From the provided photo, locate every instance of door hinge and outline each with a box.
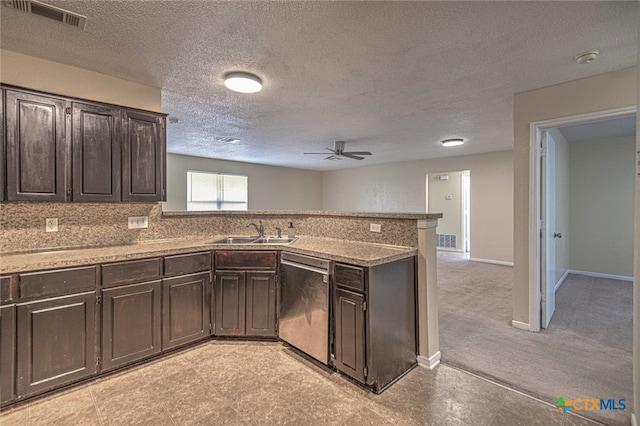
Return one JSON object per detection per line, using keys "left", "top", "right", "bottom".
{"left": 65, "top": 106, "right": 71, "bottom": 115}
{"left": 96, "top": 357, "right": 102, "bottom": 369}
{"left": 362, "top": 301, "right": 367, "bottom": 311}
{"left": 364, "top": 366, "right": 368, "bottom": 378}
{"left": 96, "top": 294, "right": 102, "bottom": 305}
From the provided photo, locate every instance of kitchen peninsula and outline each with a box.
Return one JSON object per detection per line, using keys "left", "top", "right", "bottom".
{"left": 0, "top": 205, "right": 441, "bottom": 405}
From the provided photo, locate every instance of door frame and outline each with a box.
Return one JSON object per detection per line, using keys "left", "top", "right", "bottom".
{"left": 527, "top": 105, "right": 636, "bottom": 332}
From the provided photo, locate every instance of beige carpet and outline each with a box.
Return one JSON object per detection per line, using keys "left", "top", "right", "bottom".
{"left": 437, "top": 251, "right": 633, "bottom": 425}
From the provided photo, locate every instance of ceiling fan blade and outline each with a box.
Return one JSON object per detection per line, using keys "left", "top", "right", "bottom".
{"left": 324, "top": 155, "right": 341, "bottom": 160}
{"left": 343, "top": 151, "right": 372, "bottom": 156}
{"left": 341, "top": 153, "right": 365, "bottom": 160}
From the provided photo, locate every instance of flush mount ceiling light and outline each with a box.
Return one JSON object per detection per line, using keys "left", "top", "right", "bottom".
{"left": 574, "top": 50, "right": 599, "bottom": 65}
{"left": 216, "top": 137, "right": 241, "bottom": 143}
{"left": 223, "top": 72, "right": 262, "bottom": 93}
{"left": 441, "top": 138, "right": 464, "bottom": 147}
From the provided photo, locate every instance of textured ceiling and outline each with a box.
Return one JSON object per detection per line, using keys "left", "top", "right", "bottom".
{"left": 558, "top": 115, "right": 636, "bottom": 143}
{"left": 1, "top": 1, "right": 638, "bottom": 171}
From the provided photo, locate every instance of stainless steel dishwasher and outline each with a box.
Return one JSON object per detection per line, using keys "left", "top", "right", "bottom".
{"left": 279, "top": 252, "right": 331, "bottom": 365}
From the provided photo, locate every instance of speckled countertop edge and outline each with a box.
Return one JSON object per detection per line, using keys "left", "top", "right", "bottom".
{"left": 162, "top": 210, "right": 443, "bottom": 220}
{"left": 0, "top": 236, "right": 417, "bottom": 274}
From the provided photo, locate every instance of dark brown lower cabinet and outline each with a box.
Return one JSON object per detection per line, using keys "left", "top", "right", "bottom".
{"left": 334, "top": 288, "right": 366, "bottom": 383}
{"left": 333, "top": 258, "right": 416, "bottom": 392}
{"left": 16, "top": 292, "right": 96, "bottom": 398}
{"left": 214, "top": 271, "right": 276, "bottom": 338}
{"left": 214, "top": 271, "right": 245, "bottom": 336}
{"left": 101, "top": 281, "right": 161, "bottom": 371}
{"left": 162, "top": 272, "right": 210, "bottom": 350}
{"left": 246, "top": 272, "right": 276, "bottom": 337}
{"left": 1, "top": 304, "right": 16, "bottom": 405}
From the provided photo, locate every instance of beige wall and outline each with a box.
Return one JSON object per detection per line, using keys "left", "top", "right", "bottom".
{"left": 322, "top": 150, "right": 513, "bottom": 263}
{"left": 569, "top": 136, "right": 636, "bottom": 277}
{"left": 513, "top": 66, "right": 637, "bottom": 324}
{"left": 164, "top": 153, "right": 323, "bottom": 211}
{"left": 634, "top": 25, "right": 640, "bottom": 424}
{"left": 549, "top": 129, "right": 570, "bottom": 285}
{"left": 428, "top": 171, "right": 464, "bottom": 250}
{"left": 0, "top": 49, "right": 161, "bottom": 112}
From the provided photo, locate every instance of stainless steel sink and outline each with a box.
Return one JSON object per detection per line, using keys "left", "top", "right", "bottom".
{"left": 205, "top": 236, "right": 297, "bottom": 245}
{"left": 206, "top": 237, "right": 260, "bottom": 244}
{"left": 254, "top": 237, "right": 298, "bottom": 244}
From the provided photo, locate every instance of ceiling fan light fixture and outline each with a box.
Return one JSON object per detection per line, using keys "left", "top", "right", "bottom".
{"left": 441, "top": 138, "right": 464, "bottom": 147}
{"left": 224, "top": 72, "right": 263, "bottom": 93}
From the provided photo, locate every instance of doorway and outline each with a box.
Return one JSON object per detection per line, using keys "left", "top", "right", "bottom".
{"left": 529, "top": 107, "right": 637, "bottom": 331}
{"left": 426, "top": 170, "right": 470, "bottom": 253}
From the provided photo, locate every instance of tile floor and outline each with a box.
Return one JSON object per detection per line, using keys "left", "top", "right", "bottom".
{"left": 0, "top": 341, "right": 599, "bottom": 425}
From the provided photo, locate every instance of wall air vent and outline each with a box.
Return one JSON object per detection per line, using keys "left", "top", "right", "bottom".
{"left": 4, "top": 0, "right": 86, "bottom": 30}
{"left": 436, "top": 234, "right": 457, "bottom": 249}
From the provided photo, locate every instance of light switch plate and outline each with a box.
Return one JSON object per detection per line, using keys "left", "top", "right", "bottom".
{"left": 128, "top": 216, "right": 149, "bottom": 229}
{"left": 370, "top": 223, "right": 381, "bottom": 233}
{"left": 45, "top": 218, "right": 58, "bottom": 232}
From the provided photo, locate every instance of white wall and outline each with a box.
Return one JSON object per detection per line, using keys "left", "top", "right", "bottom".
{"left": 0, "top": 50, "right": 161, "bottom": 112}
{"left": 549, "top": 129, "right": 570, "bottom": 285}
{"left": 164, "top": 153, "right": 323, "bottom": 211}
{"left": 569, "top": 136, "right": 636, "bottom": 278}
{"left": 428, "top": 171, "right": 464, "bottom": 250}
{"left": 322, "top": 150, "right": 514, "bottom": 263}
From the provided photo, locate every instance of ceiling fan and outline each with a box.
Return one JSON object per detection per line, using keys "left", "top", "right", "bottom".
{"left": 304, "top": 141, "right": 372, "bottom": 161}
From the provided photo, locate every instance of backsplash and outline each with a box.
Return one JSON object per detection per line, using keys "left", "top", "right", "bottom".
{"left": 0, "top": 203, "right": 426, "bottom": 253}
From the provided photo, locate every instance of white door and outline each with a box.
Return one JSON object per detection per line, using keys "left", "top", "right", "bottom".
{"left": 462, "top": 172, "right": 470, "bottom": 252}
{"left": 540, "top": 131, "right": 556, "bottom": 328}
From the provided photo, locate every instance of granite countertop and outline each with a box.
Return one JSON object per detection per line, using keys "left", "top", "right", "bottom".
{"left": 162, "top": 210, "right": 443, "bottom": 220}
{"left": 0, "top": 236, "right": 418, "bottom": 274}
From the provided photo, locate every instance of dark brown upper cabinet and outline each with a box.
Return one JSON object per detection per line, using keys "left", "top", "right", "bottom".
{"left": 122, "top": 110, "right": 165, "bottom": 202}
{"left": 1, "top": 85, "right": 166, "bottom": 203}
{"left": 5, "top": 90, "right": 68, "bottom": 201}
{"left": 72, "top": 102, "right": 121, "bottom": 202}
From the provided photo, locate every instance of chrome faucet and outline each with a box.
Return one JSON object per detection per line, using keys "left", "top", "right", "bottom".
{"left": 275, "top": 227, "right": 282, "bottom": 238}
{"left": 247, "top": 220, "right": 264, "bottom": 237}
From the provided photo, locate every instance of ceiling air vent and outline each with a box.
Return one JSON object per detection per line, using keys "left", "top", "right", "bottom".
{"left": 4, "top": 0, "right": 86, "bottom": 30}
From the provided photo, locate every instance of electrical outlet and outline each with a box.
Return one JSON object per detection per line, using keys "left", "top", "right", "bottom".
{"left": 128, "top": 216, "right": 149, "bottom": 229}
{"left": 45, "top": 218, "right": 58, "bottom": 232}
{"left": 370, "top": 223, "right": 381, "bottom": 233}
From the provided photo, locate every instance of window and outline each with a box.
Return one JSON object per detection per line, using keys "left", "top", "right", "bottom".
{"left": 187, "top": 171, "right": 248, "bottom": 211}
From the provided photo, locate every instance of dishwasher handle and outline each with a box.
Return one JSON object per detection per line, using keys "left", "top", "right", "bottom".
{"left": 281, "top": 259, "right": 330, "bottom": 276}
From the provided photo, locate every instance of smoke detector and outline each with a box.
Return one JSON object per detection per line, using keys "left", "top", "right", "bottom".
{"left": 4, "top": 0, "right": 86, "bottom": 29}
{"left": 574, "top": 51, "right": 599, "bottom": 65}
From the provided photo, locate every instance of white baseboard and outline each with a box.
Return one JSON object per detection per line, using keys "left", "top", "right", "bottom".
{"left": 554, "top": 270, "right": 570, "bottom": 292}
{"left": 417, "top": 351, "right": 441, "bottom": 370}
{"left": 568, "top": 269, "right": 633, "bottom": 282}
{"left": 437, "top": 247, "right": 463, "bottom": 252}
{"left": 469, "top": 258, "right": 514, "bottom": 267}
{"left": 632, "top": 413, "right": 637, "bottom": 426}
{"left": 511, "top": 320, "right": 530, "bottom": 331}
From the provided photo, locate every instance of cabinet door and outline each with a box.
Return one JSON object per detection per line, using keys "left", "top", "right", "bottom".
{"left": 245, "top": 272, "right": 276, "bottom": 337}
{"left": 214, "top": 271, "right": 245, "bottom": 336}
{"left": 162, "top": 273, "right": 210, "bottom": 350}
{"left": 1, "top": 305, "right": 16, "bottom": 405}
{"left": 122, "top": 110, "right": 164, "bottom": 201}
{"left": 102, "top": 281, "right": 162, "bottom": 371}
{"left": 16, "top": 292, "right": 96, "bottom": 398}
{"left": 334, "top": 287, "right": 366, "bottom": 384}
{"left": 1, "top": 88, "right": 5, "bottom": 201}
{"left": 72, "top": 102, "right": 121, "bottom": 202}
{"left": 5, "top": 90, "right": 68, "bottom": 201}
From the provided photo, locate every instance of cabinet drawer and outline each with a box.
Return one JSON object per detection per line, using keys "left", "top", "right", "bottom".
{"left": 1, "top": 276, "right": 11, "bottom": 304}
{"left": 334, "top": 263, "right": 366, "bottom": 292}
{"left": 18, "top": 266, "right": 96, "bottom": 300}
{"left": 164, "top": 252, "right": 211, "bottom": 276}
{"left": 102, "top": 258, "right": 161, "bottom": 288}
{"left": 214, "top": 251, "right": 277, "bottom": 270}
